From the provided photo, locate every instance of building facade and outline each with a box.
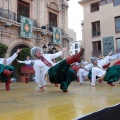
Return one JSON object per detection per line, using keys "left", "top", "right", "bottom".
{"left": 69, "top": 41, "right": 82, "bottom": 56}
{"left": 0, "top": 0, "right": 71, "bottom": 59}
{"left": 79, "top": 0, "right": 120, "bottom": 61}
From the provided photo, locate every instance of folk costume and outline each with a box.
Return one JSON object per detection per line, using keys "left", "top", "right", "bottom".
{"left": 17, "top": 59, "right": 34, "bottom": 82}
{"left": 78, "top": 53, "right": 117, "bottom": 85}
{"left": 91, "top": 57, "right": 120, "bottom": 86}
{"left": 77, "top": 63, "right": 92, "bottom": 84}
{"left": 30, "top": 46, "right": 84, "bottom": 92}
{"left": 0, "top": 52, "right": 18, "bottom": 91}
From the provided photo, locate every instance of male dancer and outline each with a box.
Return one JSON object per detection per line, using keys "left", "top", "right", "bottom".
{"left": 0, "top": 48, "right": 22, "bottom": 91}
{"left": 30, "top": 46, "right": 84, "bottom": 92}
{"left": 91, "top": 57, "right": 120, "bottom": 86}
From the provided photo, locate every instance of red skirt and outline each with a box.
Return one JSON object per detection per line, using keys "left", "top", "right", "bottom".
{"left": 21, "top": 66, "right": 34, "bottom": 74}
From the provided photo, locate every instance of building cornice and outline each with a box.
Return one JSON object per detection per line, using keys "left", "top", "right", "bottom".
{"left": 78, "top": 0, "right": 98, "bottom": 6}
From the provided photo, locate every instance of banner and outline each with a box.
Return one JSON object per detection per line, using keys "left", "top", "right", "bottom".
{"left": 53, "top": 27, "right": 61, "bottom": 44}
{"left": 21, "top": 16, "right": 33, "bottom": 39}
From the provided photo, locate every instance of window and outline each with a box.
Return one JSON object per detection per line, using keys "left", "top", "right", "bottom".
{"left": 91, "top": 2, "right": 99, "bottom": 12}
{"left": 75, "top": 50, "right": 78, "bottom": 54}
{"left": 114, "top": 0, "right": 120, "bottom": 6}
{"left": 49, "top": 12, "right": 57, "bottom": 31}
{"left": 49, "top": 12, "right": 57, "bottom": 27}
{"left": 92, "top": 21, "right": 101, "bottom": 37}
{"left": 92, "top": 41, "right": 101, "bottom": 56}
{"left": 115, "top": 16, "right": 120, "bottom": 33}
{"left": 75, "top": 43, "right": 78, "bottom": 49}
{"left": 17, "top": 0, "right": 30, "bottom": 22}
{"left": 116, "top": 38, "right": 120, "bottom": 52}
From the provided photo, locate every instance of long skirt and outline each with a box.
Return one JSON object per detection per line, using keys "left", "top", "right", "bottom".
{"left": 48, "top": 60, "right": 75, "bottom": 91}
{"left": 104, "top": 65, "right": 120, "bottom": 83}
{"left": 88, "top": 65, "right": 120, "bottom": 83}
{"left": 0, "top": 64, "right": 14, "bottom": 82}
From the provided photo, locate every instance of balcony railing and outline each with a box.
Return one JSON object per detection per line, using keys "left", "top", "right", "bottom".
{"left": 0, "top": 8, "right": 16, "bottom": 21}
{"left": 0, "top": 8, "right": 38, "bottom": 27}
{"left": 0, "top": 8, "right": 68, "bottom": 36}
{"left": 17, "top": 13, "right": 38, "bottom": 27}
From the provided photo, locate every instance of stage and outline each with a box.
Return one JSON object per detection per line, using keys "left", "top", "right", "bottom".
{"left": 0, "top": 81, "right": 120, "bottom": 120}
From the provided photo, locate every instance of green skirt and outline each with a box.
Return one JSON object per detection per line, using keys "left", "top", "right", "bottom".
{"left": 88, "top": 70, "right": 99, "bottom": 80}
{"left": 88, "top": 65, "right": 120, "bottom": 83}
{"left": 48, "top": 60, "right": 75, "bottom": 91}
{"left": 104, "top": 65, "right": 120, "bottom": 83}
{"left": 0, "top": 64, "right": 14, "bottom": 82}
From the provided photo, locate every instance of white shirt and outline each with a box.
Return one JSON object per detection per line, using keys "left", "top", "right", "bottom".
{"left": 0, "top": 53, "right": 18, "bottom": 65}
{"left": 33, "top": 51, "right": 63, "bottom": 87}
{"left": 17, "top": 60, "right": 34, "bottom": 65}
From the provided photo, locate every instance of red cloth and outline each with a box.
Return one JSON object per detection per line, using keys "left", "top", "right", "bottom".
{"left": 21, "top": 66, "right": 34, "bottom": 74}
{"left": 102, "top": 63, "right": 110, "bottom": 68}
{"left": 40, "top": 56, "right": 52, "bottom": 67}
{"left": 113, "top": 60, "right": 120, "bottom": 65}
{"left": 21, "top": 66, "right": 33, "bottom": 70}
{"left": 71, "top": 65, "right": 80, "bottom": 74}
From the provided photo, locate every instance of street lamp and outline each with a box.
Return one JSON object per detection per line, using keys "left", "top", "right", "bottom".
{"left": 48, "top": 42, "right": 52, "bottom": 50}
{"left": 52, "top": 47, "right": 56, "bottom": 53}
{"left": 42, "top": 43, "right": 56, "bottom": 54}
{"left": 42, "top": 44, "right": 47, "bottom": 53}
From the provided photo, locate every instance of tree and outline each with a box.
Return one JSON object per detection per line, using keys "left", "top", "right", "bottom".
{"left": 18, "top": 48, "right": 31, "bottom": 60}
{"left": 0, "top": 43, "right": 8, "bottom": 58}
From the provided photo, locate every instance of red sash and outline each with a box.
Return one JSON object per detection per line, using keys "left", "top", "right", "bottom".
{"left": 40, "top": 56, "right": 52, "bottom": 67}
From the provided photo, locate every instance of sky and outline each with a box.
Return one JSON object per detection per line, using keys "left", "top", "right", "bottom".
{"left": 68, "top": 0, "right": 83, "bottom": 41}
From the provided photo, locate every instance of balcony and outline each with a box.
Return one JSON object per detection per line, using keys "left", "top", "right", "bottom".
{"left": 0, "top": 8, "right": 68, "bottom": 36}
{"left": 0, "top": 8, "right": 16, "bottom": 21}
{"left": 0, "top": 8, "right": 38, "bottom": 27}
{"left": 17, "top": 13, "right": 38, "bottom": 27}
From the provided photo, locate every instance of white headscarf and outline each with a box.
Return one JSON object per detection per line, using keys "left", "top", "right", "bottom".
{"left": 30, "top": 46, "right": 43, "bottom": 58}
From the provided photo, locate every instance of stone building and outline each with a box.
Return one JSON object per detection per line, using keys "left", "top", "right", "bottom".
{"left": 79, "top": 0, "right": 120, "bottom": 61}
{"left": 0, "top": 0, "right": 71, "bottom": 80}
{"left": 0, "top": 0, "right": 71, "bottom": 58}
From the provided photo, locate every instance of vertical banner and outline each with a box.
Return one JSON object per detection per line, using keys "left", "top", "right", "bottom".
{"left": 53, "top": 27, "right": 61, "bottom": 44}
{"left": 21, "top": 16, "right": 33, "bottom": 39}
{"left": 102, "top": 36, "right": 114, "bottom": 56}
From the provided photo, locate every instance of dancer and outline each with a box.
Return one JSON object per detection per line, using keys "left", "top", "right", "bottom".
{"left": 77, "top": 62, "right": 93, "bottom": 85}
{"left": 91, "top": 57, "right": 120, "bottom": 86}
{"left": 77, "top": 51, "right": 115, "bottom": 85}
{"left": 17, "top": 56, "right": 34, "bottom": 67}
{"left": 0, "top": 48, "right": 22, "bottom": 91}
{"left": 30, "top": 46, "right": 84, "bottom": 92}
{"left": 17, "top": 56, "right": 35, "bottom": 83}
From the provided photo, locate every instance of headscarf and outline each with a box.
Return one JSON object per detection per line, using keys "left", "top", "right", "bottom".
{"left": 91, "top": 57, "right": 97, "bottom": 63}
{"left": 30, "top": 46, "right": 43, "bottom": 58}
